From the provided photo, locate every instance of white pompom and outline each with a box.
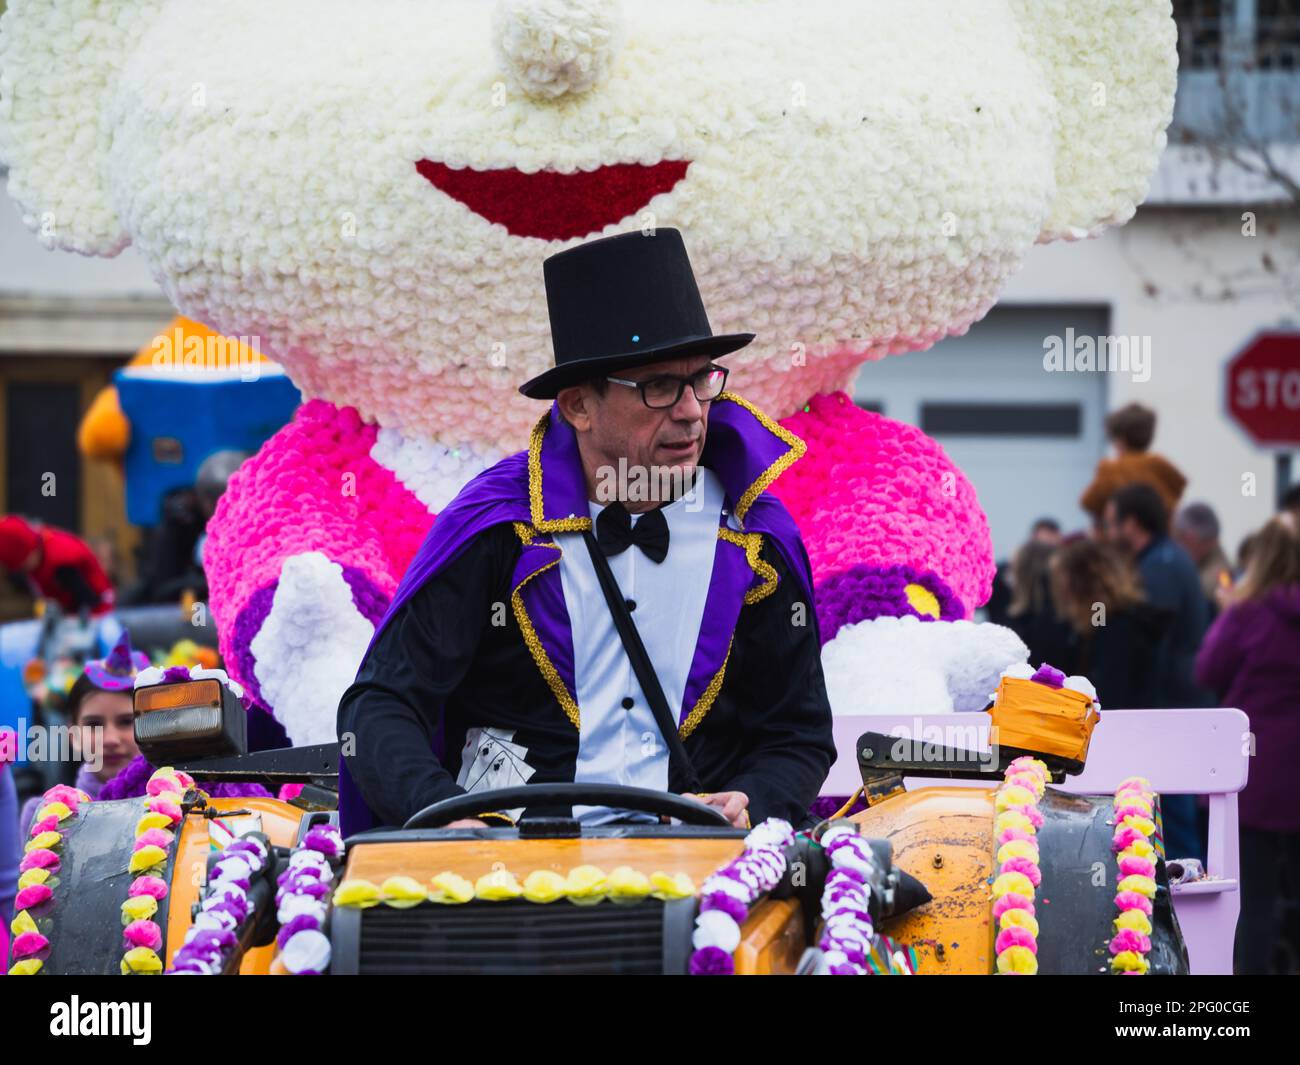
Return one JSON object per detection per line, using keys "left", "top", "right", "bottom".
{"left": 492, "top": 0, "right": 624, "bottom": 99}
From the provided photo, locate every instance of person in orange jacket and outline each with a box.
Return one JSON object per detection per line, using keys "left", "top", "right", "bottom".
{"left": 0, "top": 515, "right": 115, "bottom": 615}
{"left": 1080, "top": 403, "right": 1187, "bottom": 527}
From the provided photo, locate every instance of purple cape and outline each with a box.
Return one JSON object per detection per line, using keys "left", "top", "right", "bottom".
{"left": 339, "top": 393, "right": 811, "bottom": 834}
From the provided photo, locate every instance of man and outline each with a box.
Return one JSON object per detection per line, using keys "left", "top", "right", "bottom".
{"left": 1104, "top": 484, "right": 1210, "bottom": 709}
{"left": 1104, "top": 483, "right": 1209, "bottom": 862}
{"left": 1172, "top": 501, "right": 1231, "bottom": 610}
{"left": 337, "top": 229, "right": 836, "bottom": 834}
{"left": 1080, "top": 403, "right": 1186, "bottom": 528}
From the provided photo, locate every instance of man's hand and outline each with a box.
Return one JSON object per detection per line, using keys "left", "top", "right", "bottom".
{"left": 442, "top": 818, "right": 489, "bottom": 828}
{"left": 686, "top": 790, "right": 750, "bottom": 828}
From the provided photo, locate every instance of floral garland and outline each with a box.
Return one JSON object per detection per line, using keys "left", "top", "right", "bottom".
{"left": 119, "top": 766, "right": 195, "bottom": 974}
{"left": 1109, "top": 776, "right": 1158, "bottom": 975}
{"left": 334, "top": 864, "right": 696, "bottom": 912}
{"left": 990, "top": 756, "right": 1049, "bottom": 976}
{"left": 167, "top": 832, "right": 272, "bottom": 975}
{"left": 688, "top": 818, "right": 794, "bottom": 976}
{"left": 274, "top": 823, "right": 345, "bottom": 975}
{"left": 8, "top": 783, "right": 92, "bottom": 975}
{"left": 818, "top": 823, "right": 916, "bottom": 975}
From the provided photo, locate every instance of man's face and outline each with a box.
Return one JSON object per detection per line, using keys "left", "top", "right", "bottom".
{"left": 1103, "top": 502, "right": 1138, "bottom": 554}
{"left": 1174, "top": 527, "right": 1210, "bottom": 564}
{"left": 560, "top": 355, "right": 716, "bottom": 495}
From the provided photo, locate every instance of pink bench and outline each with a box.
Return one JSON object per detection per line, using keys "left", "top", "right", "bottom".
{"left": 824, "top": 707, "right": 1249, "bottom": 975}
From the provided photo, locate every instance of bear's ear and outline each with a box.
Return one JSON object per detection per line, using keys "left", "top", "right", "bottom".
{"left": 0, "top": 0, "right": 164, "bottom": 256}
{"left": 1009, "top": 0, "right": 1178, "bottom": 243}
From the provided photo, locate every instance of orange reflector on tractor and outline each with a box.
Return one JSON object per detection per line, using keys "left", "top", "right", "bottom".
{"left": 133, "top": 679, "right": 246, "bottom": 762}
{"left": 135, "top": 679, "right": 222, "bottom": 713}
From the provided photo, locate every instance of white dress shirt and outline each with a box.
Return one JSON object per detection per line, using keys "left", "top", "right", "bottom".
{"left": 555, "top": 467, "right": 725, "bottom": 823}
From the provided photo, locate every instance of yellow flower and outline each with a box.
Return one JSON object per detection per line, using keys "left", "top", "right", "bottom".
{"left": 379, "top": 876, "right": 428, "bottom": 908}
{"left": 1118, "top": 874, "right": 1157, "bottom": 899}
{"left": 475, "top": 869, "right": 523, "bottom": 901}
{"left": 522, "top": 870, "right": 567, "bottom": 903}
{"left": 1114, "top": 910, "right": 1153, "bottom": 935}
{"left": 333, "top": 879, "right": 382, "bottom": 908}
{"left": 136, "top": 812, "right": 173, "bottom": 835}
{"left": 35, "top": 801, "right": 72, "bottom": 823}
{"left": 120, "top": 947, "right": 163, "bottom": 974}
{"left": 18, "top": 868, "right": 50, "bottom": 890}
{"left": 991, "top": 871, "right": 1035, "bottom": 899}
{"left": 608, "top": 866, "right": 652, "bottom": 901}
{"left": 9, "top": 958, "right": 43, "bottom": 976}
{"left": 995, "top": 946, "right": 1038, "bottom": 974}
{"left": 1110, "top": 951, "right": 1150, "bottom": 974}
{"left": 11, "top": 909, "right": 38, "bottom": 937}
{"left": 1119, "top": 814, "right": 1155, "bottom": 836}
{"left": 994, "top": 811, "right": 1034, "bottom": 837}
{"left": 995, "top": 840, "right": 1039, "bottom": 865}
{"left": 428, "top": 872, "right": 475, "bottom": 904}
{"left": 121, "top": 895, "right": 158, "bottom": 923}
{"left": 25, "top": 831, "right": 61, "bottom": 853}
{"left": 564, "top": 865, "right": 608, "bottom": 905}
{"left": 650, "top": 872, "right": 696, "bottom": 900}
{"left": 994, "top": 784, "right": 1035, "bottom": 811}
{"left": 129, "top": 845, "right": 168, "bottom": 874}
{"left": 999, "top": 908, "right": 1040, "bottom": 937}
{"left": 150, "top": 791, "right": 185, "bottom": 807}
{"left": 1120, "top": 838, "right": 1155, "bottom": 860}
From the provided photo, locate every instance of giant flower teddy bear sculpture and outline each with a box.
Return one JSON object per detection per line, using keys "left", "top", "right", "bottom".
{"left": 0, "top": 0, "right": 1177, "bottom": 752}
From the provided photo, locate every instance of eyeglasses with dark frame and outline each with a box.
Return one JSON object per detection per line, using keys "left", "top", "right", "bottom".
{"left": 605, "top": 365, "right": 730, "bottom": 410}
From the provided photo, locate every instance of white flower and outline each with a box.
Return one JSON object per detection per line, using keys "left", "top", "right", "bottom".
{"left": 280, "top": 929, "right": 332, "bottom": 974}
{"left": 691, "top": 909, "right": 742, "bottom": 953}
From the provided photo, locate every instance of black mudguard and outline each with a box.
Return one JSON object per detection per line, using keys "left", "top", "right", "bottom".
{"left": 25, "top": 797, "right": 177, "bottom": 975}
{"left": 1034, "top": 790, "right": 1190, "bottom": 975}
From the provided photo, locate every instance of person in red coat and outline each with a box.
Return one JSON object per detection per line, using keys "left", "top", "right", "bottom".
{"left": 0, "top": 515, "right": 114, "bottom": 615}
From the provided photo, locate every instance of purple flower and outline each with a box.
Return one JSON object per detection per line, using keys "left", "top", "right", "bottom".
{"left": 688, "top": 947, "right": 736, "bottom": 976}
{"left": 276, "top": 913, "right": 323, "bottom": 950}
{"left": 699, "top": 891, "right": 748, "bottom": 924}
{"left": 1030, "top": 663, "right": 1066, "bottom": 689}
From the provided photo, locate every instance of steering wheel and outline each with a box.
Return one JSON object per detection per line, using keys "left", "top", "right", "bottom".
{"left": 402, "top": 782, "right": 731, "bottom": 829}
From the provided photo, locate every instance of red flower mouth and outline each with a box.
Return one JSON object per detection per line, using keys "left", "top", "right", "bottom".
{"left": 415, "top": 159, "right": 690, "bottom": 241}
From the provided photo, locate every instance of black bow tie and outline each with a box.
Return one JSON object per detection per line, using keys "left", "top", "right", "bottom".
{"left": 595, "top": 502, "right": 670, "bottom": 564}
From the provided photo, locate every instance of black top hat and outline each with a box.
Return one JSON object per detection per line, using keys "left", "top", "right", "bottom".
{"left": 519, "top": 228, "right": 755, "bottom": 400}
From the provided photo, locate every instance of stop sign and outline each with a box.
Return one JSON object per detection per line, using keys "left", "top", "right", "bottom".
{"left": 1226, "top": 331, "right": 1300, "bottom": 447}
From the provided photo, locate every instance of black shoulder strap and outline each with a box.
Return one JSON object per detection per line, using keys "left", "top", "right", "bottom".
{"left": 581, "top": 530, "right": 704, "bottom": 795}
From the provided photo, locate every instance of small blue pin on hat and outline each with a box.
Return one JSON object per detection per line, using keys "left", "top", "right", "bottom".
{"left": 83, "top": 631, "right": 151, "bottom": 691}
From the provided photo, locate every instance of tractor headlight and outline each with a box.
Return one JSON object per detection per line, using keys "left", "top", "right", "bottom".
{"left": 133, "top": 679, "right": 247, "bottom": 761}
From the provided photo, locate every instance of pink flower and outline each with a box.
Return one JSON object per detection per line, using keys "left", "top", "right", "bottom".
{"left": 996, "top": 827, "right": 1035, "bottom": 846}
{"left": 1000, "top": 856, "right": 1042, "bottom": 886}
{"left": 123, "top": 919, "right": 163, "bottom": 950}
{"left": 995, "top": 926, "right": 1037, "bottom": 954}
{"left": 18, "top": 849, "right": 60, "bottom": 873}
{"left": 134, "top": 828, "right": 175, "bottom": 850}
{"left": 1118, "top": 855, "right": 1156, "bottom": 878}
{"left": 145, "top": 799, "right": 183, "bottom": 824}
{"left": 1109, "top": 929, "right": 1151, "bottom": 955}
{"left": 15, "top": 883, "right": 53, "bottom": 910}
{"left": 1115, "top": 891, "right": 1154, "bottom": 916}
{"left": 1112, "top": 826, "right": 1145, "bottom": 852}
{"left": 11, "top": 931, "right": 50, "bottom": 958}
{"left": 128, "top": 876, "right": 171, "bottom": 900}
{"left": 41, "top": 784, "right": 84, "bottom": 809}
{"left": 29, "top": 815, "right": 59, "bottom": 837}
{"left": 992, "top": 893, "right": 1035, "bottom": 919}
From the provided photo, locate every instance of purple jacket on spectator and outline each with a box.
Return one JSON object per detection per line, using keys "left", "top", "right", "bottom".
{"left": 1195, "top": 583, "right": 1300, "bottom": 833}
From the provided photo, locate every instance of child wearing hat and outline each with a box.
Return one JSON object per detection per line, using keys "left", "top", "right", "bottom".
{"left": 14, "top": 631, "right": 147, "bottom": 837}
